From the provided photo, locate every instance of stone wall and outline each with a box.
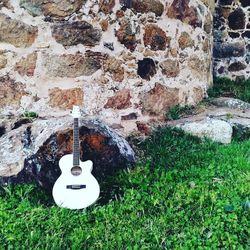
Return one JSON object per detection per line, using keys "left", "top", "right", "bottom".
{"left": 214, "top": 0, "right": 250, "bottom": 80}
{"left": 0, "top": 0, "right": 214, "bottom": 136}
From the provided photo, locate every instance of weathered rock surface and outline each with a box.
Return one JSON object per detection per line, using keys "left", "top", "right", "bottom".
{"left": 104, "top": 89, "right": 132, "bottom": 110}
{"left": 48, "top": 87, "right": 83, "bottom": 109}
{"left": 140, "top": 84, "right": 180, "bottom": 116}
{"left": 167, "top": 0, "right": 202, "bottom": 28}
{"left": 131, "top": 0, "right": 164, "bottom": 17}
{"left": 0, "top": 54, "right": 7, "bottom": 69}
{"left": 99, "top": 0, "right": 115, "bottom": 14}
{"left": 115, "top": 16, "right": 137, "bottom": 51}
{"left": 211, "top": 97, "right": 250, "bottom": 110}
{"left": 144, "top": 24, "right": 170, "bottom": 51}
{"left": 14, "top": 52, "right": 37, "bottom": 76}
{"left": 0, "top": 77, "right": 28, "bottom": 109}
{"left": 0, "top": 14, "right": 38, "bottom": 48}
{"left": 43, "top": 52, "right": 104, "bottom": 78}
{"left": 52, "top": 21, "right": 102, "bottom": 47}
{"left": 176, "top": 118, "right": 233, "bottom": 144}
{"left": 103, "top": 56, "right": 124, "bottom": 82}
{"left": 160, "top": 59, "right": 180, "bottom": 78}
{"left": 213, "top": 42, "right": 245, "bottom": 58}
{"left": 168, "top": 97, "right": 250, "bottom": 143}
{"left": 0, "top": 0, "right": 13, "bottom": 9}
{"left": 20, "top": 0, "right": 85, "bottom": 19}
{"left": 178, "top": 32, "right": 194, "bottom": 50}
{"left": 0, "top": 116, "right": 135, "bottom": 190}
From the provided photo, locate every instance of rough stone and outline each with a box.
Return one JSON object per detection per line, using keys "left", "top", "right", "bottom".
{"left": 242, "top": 31, "right": 250, "bottom": 39}
{"left": 144, "top": 24, "right": 170, "bottom": 51}
{"left": 0, "top": 77, "right": 28, "bottom": 109}
{"left": 104, "top": 89, "right": 132, "bottom": 110}
{"left": 20, "top": 0, "right": 85, "bottom": 19}
{"left": 99, "top": 0, "right": 115, "bottom": 14}
{"left": 204, "top": 13, "right": 212, "bottom": 34}
{"left": 213, "top": 42, "right": 245, "bottom": 58}
{"left": 0, "top": 0, "right": 13, "bottom": 9}
{"left": 176, "top": 118, "right": 233, "bottom": 144}
{"left": 188, "top": 55, "right": 206, "bottom": 74}
{"left": 136, "top": 121, "right": 151, "bottom": 135}
{"left": 228, "top": 8, "right": 245, "bottom": 30}
{"left": 140, "top": 83, "right": 179, "bottom": 116}
{"left": 121, "top": 113, "right": 138, "bottom": 121}
{"left": 228, "top": 62, "right": 247, "bottom": 72}
{"left": 167, "top": 0, "right": 202, "bottom": 28}
{"left": 240, "top": 0, "right": 250, "bottom": 7}
{"left": 220, "top": 0, "right": 233, "bottom": 5}
{"left": 178, "top": 32, "right": 194, "bottom": 50}
{"left": 103, "top": 56, "right": 124, "bottom": 82}
{"left": 131, "top": 0, "right": 164, "bottom": 17}
{"left": 48, "top": 87, "right": 83, "bottom": 109}
{"left": 52, "top": 21, "right": 101, "bottom": 47}
{"left": 0, "top": 117, "right": 135, "bottom": 190}
{"left": 137, "top": 58, "right": 157, "bottom": 80}
{"left": 0, "top": 14, "right": 38, "bottom": 48}
{"left": 212, "top": 97, "right": 250, "bottom": 110}
{"left": 160, "top": 59, "right": 180, "bottom": 78}
{"left": 115, "top": 17, "right": 137, "bottom": 51}
{"left": 100, "top": 19, "right": 109, "bottom": 31}
{"left": 193, "top": 87, "right": 205, "bottom": 104}
{"left": 202, "top": 38, "right": 210, "bottom": 53}
{"left": 14, "top": 52, "right": 37, "bottom": 76}
{"left": 43, "top": 52, "right": 104, "bottom": 78}
{"left": 0, "top": 54, "right": 7, "bottom": 69}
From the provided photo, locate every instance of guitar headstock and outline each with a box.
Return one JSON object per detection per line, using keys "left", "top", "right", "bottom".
{"left": 71, "top": 105, "right": 81, "bottom": 118}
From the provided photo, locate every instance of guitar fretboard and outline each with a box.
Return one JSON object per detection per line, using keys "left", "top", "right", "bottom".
{"left": 73, "top": 118, "right": 80, "bottom": 166}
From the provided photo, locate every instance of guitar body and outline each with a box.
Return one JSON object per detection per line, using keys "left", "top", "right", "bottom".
{"left": 52, "top": 154, "right": 100, "bottom": 209}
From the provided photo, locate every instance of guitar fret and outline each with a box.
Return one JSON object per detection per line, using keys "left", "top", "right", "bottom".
{"left": 73, "top": 118, "right": 80, "bottom": 166}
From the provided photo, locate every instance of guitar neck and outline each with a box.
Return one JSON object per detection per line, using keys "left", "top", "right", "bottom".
{"left": 73, "top": 118, "right": 80, "bottom": 166}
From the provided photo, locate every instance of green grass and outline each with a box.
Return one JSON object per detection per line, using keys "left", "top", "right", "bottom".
{"left": 208, "top": 78, "right": 250, "bottom": 103}
{"left": 166, "top": 104, "right": 195, "bottom": 121}
{"left": 0, "top": 127, "right": 249, "bottom": 249}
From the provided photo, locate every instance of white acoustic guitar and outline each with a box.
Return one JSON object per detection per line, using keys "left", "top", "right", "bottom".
{"left": 52, "top": 106, "right": 100, "bottom": 209}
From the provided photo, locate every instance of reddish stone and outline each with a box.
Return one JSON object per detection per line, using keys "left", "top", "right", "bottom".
{"left": 115, "top": 18, "right": 137, "bottom": 51}
{"left": 144, "top": 24, "right": 170, "bottom": 51}
{"left": 178, "top": 32, "right": 194, "bottom": 50}
{"left": 140, "top": 83, "right": 179, "bottom": 116}
{"left": 15, "top": 52, "right": 37, "bottom": 76}
{"left": 131, "top": 0, "right": 164, "bottom": 16}
{"left": 99, "top": 0, "right": 115, "bottom": 14}
{"left": 0, "top": 76, "right": 27, "bottom": 108}
{"left": 100, "top": 19, "right": 109, "bottom": 31}
{"left": 103, "top": 56, "right": 124, "bottom": 82}
{"left": 116, "top": 10, "right": 124, "bottom": 18}
{"left": 0, "top": 14, "right": 38, "bottom": 48}
{"left": 104, "top": 89, "right": 132, "bottom": 109}
{"left": 85, "top": 134, "right": 106, "bottom": 152}
{"left": 136, "top": 121, "right": 151, "bottom": 136}
{"left": 166, "top": 0, "right": 202, "bottom": 28}
{"left": 48, "top": 87, "right": 83, "bottom": 109}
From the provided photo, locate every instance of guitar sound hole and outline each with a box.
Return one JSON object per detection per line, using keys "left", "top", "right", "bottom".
{"left": 71, "top": 166, "right": 82, "bottom": 176}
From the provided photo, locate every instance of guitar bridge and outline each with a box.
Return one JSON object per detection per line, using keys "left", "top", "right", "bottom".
{"left": 66, "top": 185, "right": 86, "bottom": 190}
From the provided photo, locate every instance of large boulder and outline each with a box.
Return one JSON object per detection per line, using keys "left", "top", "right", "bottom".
{"left": 0, "top": 116, "right": 135, "bottom": 190}
{"left": 176, "top": 118, "right": 233, "bottom": 144}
